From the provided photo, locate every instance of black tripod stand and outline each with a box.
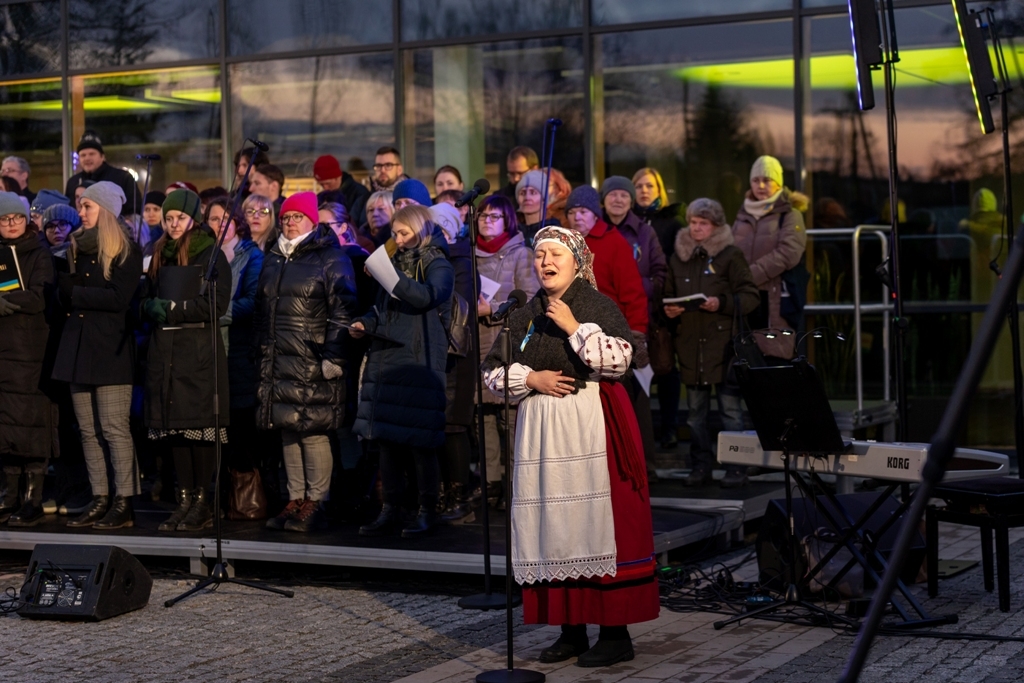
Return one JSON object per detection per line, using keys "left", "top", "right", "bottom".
{"left": 165, "top": 139, "right": 294, "bottom": 607}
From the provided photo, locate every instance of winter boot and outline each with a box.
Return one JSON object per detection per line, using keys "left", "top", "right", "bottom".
{"left": 8, "top": 468, "right": 44, "bottom": 527}
{"left": 178, "top": 488, "right": 213, "bottom": 531}
{"left": 158, "top": 488, "right": 192, "bottom": 531}
{"left": 92, "top": 495, "right": 134, "bottom": 530}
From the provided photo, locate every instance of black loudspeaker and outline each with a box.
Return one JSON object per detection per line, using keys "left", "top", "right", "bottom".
{"left": 17, "top": 544, "right": 152, "bottom": 621}
{"left": 756, "top": 493, "right": 925, "bottom": 594}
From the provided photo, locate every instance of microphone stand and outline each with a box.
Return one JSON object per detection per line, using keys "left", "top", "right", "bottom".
{"left": 165, "top": 140, "right": 294, "bottom": 607}
{"left": 459, "top": 188, "right": 515, "bottom": 612}
{"left": 538, "top": 119, "right": 562, "bottom": 228}
{"left": 476, "top": 319, "right": 544, "bottom": 683}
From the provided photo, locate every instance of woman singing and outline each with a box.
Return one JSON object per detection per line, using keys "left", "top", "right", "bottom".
{"left": 482, "top": 226, "right": 659, "bottom": 668}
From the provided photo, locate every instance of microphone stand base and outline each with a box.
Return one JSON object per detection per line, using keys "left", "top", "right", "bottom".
{"left": 459, "top": 591, "right": 521, "bottom": 611}
{"left": 476, "top": 668, "right": 546, "bottom": 683}
{"left": 163, "top": 563, "right": 295, "bottom": 608}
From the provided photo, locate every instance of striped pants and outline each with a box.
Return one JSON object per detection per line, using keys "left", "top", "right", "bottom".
{"left": 70, "top": 384, "right": 141, "bottom": 497}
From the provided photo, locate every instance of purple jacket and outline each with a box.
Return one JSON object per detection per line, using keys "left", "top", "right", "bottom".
{"left": 607, "top": 210, "right": 668, "bottom": 304}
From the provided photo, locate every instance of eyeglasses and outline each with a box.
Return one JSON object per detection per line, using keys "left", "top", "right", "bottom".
{"left": 478, "top": 213, "right": 504, "bottom": 224}
{"left": 0, "top": 214, "right": 27, "bottom": 226}
{"left": 280, "top": 213, "right": 307, "bottom": 225}
{"left": 44, "top": 221, "right": 73, "bottom": 231}
{"left": 244, "top": 208, "right": 270, "bottom": 218}
{"left": 372, "top": 162, "right": 399, "bottom": 172}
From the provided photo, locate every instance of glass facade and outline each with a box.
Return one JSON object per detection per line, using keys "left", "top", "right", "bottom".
{"left": 0, "top": 0, "right": 1021, "bottom": 447}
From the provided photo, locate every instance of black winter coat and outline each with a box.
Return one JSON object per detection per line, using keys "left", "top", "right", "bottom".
{"left": 354, "top": 227, "right": 454, "bottom": 448}
{"left": 141, "top": 236, "right": 232, "bottom": 429}
{"left": 52, "top": 235, "right": 143, "bottom": 386}
{"left": 254, "top": 225, "right": 357, "bottom": 433}
{"left": 634, "top": 202, "right": 685, "bottom": 262}
{"left": 341, "top": 173, "right": 370, "bottom": 228}
{"left": 226, "top": 239, "right": 264, "bottom": 411}
{"left": 445, "top": 235, "right": 478, "bottom": 428}
{"left": 65, "top": 162, "right": 143, "bottom": 218}
{"left": 0, "top": 232, "right": 55, "bottom": 459}
{"left": 661, "top": 224, "right": 759, "bottom": 387}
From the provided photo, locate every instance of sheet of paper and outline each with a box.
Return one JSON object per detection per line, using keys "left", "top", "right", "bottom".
{"left": 479, "top": 275, "right": 501, "bottom": 304}
{"left": 142, "top": 256, "right": 152, "bottom": 274}
{"left": 662, "top": 293, "right": 707, "bottom": 304}
{"left": 634, "top": 363, "right": 654, "bottom": 397}
{"left": 365, "top": 245, "right": 401, "bottom": 297}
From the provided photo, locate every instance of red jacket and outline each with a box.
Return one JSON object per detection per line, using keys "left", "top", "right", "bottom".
{"left": 585, "top": 220, "right": 649, "bottom": 332}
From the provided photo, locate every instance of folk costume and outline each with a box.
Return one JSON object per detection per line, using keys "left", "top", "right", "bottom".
{"left": 482, "top": 227, "right": 659, "bottom": 634}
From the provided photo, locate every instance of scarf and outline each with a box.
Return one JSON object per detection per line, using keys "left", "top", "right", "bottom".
{"left": 276, "top": 229, "right": 314, "bottom": 259}
{"left": 743, "top": 189, "right": 783, "bottom": 220}
{"left": 394, "top": 242, "right": 444, "bottom": 278}
{"left": 476, "top": 231, "right": 512, "bottom": 254}
{"left": 533, "top": 226, "right": 596, "bottom": 288}
{"left": 641, "top": 198, "right": 662, "bottom": 213}
{"left": 162, "top": 228, "right": 216, "bottom": 264}
{"left": 71, "top": 226, "right": 98, "bottom": 255}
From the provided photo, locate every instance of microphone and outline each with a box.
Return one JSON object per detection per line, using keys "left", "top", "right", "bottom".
{"left": 135, "top": 154, "right": 161, "bottom": 160}
{"left": 547, "top": 118, "right": 563, "bottom": 128}
{"left": 492, "top": 289, "right": 527, "bottom": 321}
{"left": 455, "top": 178, "right": 491, "bottom": 208}
{"left": 246, "top": 138, "right": 269, "bottom": 152}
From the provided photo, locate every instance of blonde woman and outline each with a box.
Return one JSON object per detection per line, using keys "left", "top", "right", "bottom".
{"left": 243, "top": 192, "right": 278, "bottom": 252}
{"left": 352, "top": 205, "right": 454, "bottom": 538}
{"left": 53, "top": 181, "right": 144, "bottom": 529}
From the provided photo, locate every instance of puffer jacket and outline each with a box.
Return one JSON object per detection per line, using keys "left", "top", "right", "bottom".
{"left": 475, "top": 231, "right": 539, "bottom": 405}
{"left": 354, "top": 226, "right": 454, "bottom": 448}
{"left": 140, "top": 231, "right": 232, "bottom": 430}
{"left": 445, "top": 234, "right": 477, "bottom": 427}
{"left": 662, "top": 224, "right": 759, "bottom": 386}
{"left": 0, "top": 231, "right": 54, "bottom": 458}
{"left": 254, "top": 224, "right": 357, "bottom": 433}
{"left": 732, "top": 189, "right": 807, "bottom": 359}
{"left": 223, "top": 238, "right": 263, "bottom": 410}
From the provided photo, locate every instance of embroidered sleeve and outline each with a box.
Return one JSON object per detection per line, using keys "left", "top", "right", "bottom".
{"left": 569, "top": 322, "right": 633, "bottom": 379}
{"left": 483, "top": 362, "right": 533, "bottom": 400}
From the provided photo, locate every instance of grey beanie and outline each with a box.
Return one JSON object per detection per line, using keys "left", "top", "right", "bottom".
{"left": 565, "top": 185, "right": 602, "bottom": 217}
{"left": 685, "top": 198, "right": 726, "bottom": 227}
{"left": 515, "top": 169, "right": 546, "bottom": 197}
{"left": 0, "top": 191, "right": 28, "bottom": 219}
{"left": 600, "top": 175, "right": 635, "bottom": 203}
{"left": 82, "top": 180, "right": 126, "bottom": 217}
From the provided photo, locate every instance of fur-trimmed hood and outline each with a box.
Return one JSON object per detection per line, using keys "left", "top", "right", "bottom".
{"left": 674, "top": 222, "right": 734, "bottom": 262}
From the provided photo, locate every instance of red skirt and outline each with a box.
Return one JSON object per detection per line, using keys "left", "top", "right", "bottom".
{"left": 522, "top": 381, "right": 660, "bottom": 626}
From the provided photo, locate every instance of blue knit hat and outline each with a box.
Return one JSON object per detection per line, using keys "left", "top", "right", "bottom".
{"left": 30, "top": 188, "right": 70, "bottom": 215}
{"left": 42, "top": 203, "right": 82, "bottom": 229}
{"left": 392, "top": 178, "right": 431, "bottom": 207}
{"left": 565, "top": 185, "right": 602, "bottom": 217}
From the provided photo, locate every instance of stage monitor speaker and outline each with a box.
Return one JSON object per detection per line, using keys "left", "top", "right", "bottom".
{"left": 756, "top": 492, "right": 925, "bottom": 594}
{"left": 17, "top": 544, "right": 152, "bottom": 621}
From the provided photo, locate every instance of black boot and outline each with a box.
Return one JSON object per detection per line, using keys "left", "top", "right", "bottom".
{"left": 401, "top": 505, "right": 439, "bottom": 538}
{"left": 93, "top": 495, "right": 134, "bottom": 530}
{"left": 0, "top": 469, "right": 20, "bottom": 524}
{"left": 359, "top": 503, "right": 402, "bottom": 537}
{"left": 720, "top": 465, "right": 749, "bottom": 489}
{"left": 158, "top": 488, "right": 193, "bottom": 532}
{"left": 539, "top": 624, "right": 590, "bottom": 663}
{"left": 67, "top": 495, "right": 110, "bottom": 528}
{"left": 440, "top": 483, "right": 475, "bottom": 525}
{"left": 178, "top": 488, "right": 213, "bottom": 531}
{"left": 284, "top": 499, "right": 327, "bottom": 532}
{"left": 8, "top": 469, "right": 44, "bottom": 527}
{"left": 575, "top": 626, "right": 634, "bottom": 667}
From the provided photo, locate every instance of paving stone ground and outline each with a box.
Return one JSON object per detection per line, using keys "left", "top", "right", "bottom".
{"left": 1, "top": 520, "right": 1023, "bottom": 682}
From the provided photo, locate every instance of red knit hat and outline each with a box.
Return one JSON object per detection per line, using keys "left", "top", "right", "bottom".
{"left": 313, "top": 155, "right": 342, "bottom": 182}
{"left": 166, "top": 180, "right": 199, "bottom": 194}
{"left": 280, "top": 191, "right": 319, "bottom": 226}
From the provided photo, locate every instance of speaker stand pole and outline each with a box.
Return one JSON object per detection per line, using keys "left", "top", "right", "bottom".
{"left": 164, "top": 142, "right": 294, "bottom": 607}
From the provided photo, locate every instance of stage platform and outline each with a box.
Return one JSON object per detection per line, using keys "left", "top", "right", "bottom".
{"left": 0, "top": 497, "right": 750, "bottom": 575}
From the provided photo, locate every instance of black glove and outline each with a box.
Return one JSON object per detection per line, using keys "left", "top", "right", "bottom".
{"left": 631, "top": 330, "right": 650, "bottom": 368}
{"left": 0, "top": 293, "right": 21, "bottom": 316}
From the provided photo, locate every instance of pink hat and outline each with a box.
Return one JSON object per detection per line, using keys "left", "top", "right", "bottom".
{"left": 280, "top": 191, "right": 319, "bottom": 226}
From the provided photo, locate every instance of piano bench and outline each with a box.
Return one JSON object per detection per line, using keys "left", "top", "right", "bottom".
{"left": 926, "top": 477, "right": 1024, "bottom": 613}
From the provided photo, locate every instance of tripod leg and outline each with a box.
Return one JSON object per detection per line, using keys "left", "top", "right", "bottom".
{"left": 164, "top": 577, "right": 217, "bottom": 608}
{"left": 226, "top": 577, "right": 295, "bottom": 598}
{"left": 714, "top": 599, "right": 785, "bottom": 630}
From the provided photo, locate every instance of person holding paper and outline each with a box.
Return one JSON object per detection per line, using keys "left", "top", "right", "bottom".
{"left": 254, "top": 192, "right": 357, "bottom": 533}
{"left": 139, "top": 189, "right": 232, "bottom": 532}
{"left": 53, "top": 181, "right": 144, "bottom": 529}
{"left": 661, "top": 199, "right": 759, "bottom": 488}
{"left": 474, "top": 194, "right": 538, "bottom": 508}
{"left": 0, "top": 192, "right": 54, "bottom": 526}
{"left": 353, "top": 205, "right": 454, "bottom": 539}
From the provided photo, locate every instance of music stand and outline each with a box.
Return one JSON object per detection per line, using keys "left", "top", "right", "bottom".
{"left": 714, "top": 359, "right": 857, "bottom": 630}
